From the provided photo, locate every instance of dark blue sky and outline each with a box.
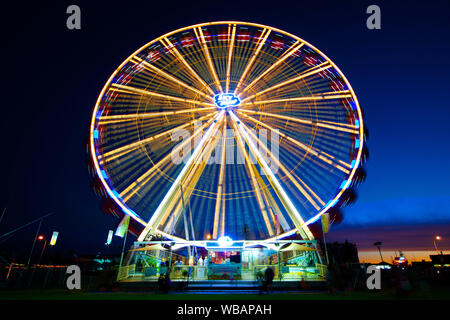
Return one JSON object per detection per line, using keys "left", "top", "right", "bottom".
{"left": 1, "top": 0, "right": 449, "bottom": 259}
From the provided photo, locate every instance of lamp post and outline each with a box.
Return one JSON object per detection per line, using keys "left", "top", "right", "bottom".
{"left": 26, "top": 218, "right": 43, "bottom": 269}
{"left": 434, "top": 236, "right": 441, "bottom": 255}
{"left": 169, "top": 242, "right": 175, "bottom": 269}
{"left": 38, "top": 235, "right": 48, "bottom": 265}
{"left": 373, "top": 241, "right": 383, "bottom": 262}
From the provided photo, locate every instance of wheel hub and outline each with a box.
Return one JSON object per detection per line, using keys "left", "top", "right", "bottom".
{"left": 214, "top": 93, "right": 240, "bottom": 109}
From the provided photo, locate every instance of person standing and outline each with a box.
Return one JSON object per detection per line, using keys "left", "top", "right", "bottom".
{"left": 264, "top": 267, "right": 274, "bottom": 292}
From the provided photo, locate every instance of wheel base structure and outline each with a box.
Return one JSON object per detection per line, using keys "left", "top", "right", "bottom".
{"left": 116, "top": 239, "right": 327, "bottom": 284}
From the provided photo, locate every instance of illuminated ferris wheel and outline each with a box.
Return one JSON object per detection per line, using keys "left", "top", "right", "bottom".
{"left": 89, "top": 21, "right": 365, "bottom": 244}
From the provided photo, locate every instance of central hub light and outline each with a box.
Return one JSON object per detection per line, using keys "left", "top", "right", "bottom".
{"left": 214, "top": 93, "right": 240, "bottom": 109}
{"left": 217, "top": 236, "right": 233, "bottom": 247}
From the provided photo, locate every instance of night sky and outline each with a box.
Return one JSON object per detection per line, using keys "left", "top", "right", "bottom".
{"left": 1, "top": 0, "right": 449, "bottom": 261}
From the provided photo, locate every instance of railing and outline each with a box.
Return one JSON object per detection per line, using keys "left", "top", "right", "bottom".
{"left": 123, "top": 263, "right": 324, "bottom": 282}
{"left": 117, "top": 264, "right": 136, "bottom": 281}
{"left": 316, "top": 264, "right": 327, "bottom": 278}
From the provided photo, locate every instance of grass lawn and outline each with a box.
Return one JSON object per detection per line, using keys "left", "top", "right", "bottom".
{"left": 0, "top": 289, "right": 448, "bottom": 300}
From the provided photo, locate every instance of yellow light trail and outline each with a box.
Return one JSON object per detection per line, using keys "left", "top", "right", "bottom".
{"left": 237, "top": 43, "right": 304, "bottom": 97}
{"left": 225, "top": 25, "right": 236, "bottom": 93}
{"left": 234, "top": 28, "right": 271, "bottom": 95}
{"left": 119, "top": 117, "right": 215, "bottom": 201}
{"left": 161, "top": 199, "right": 183, "bottom": 233}
{"left": 229, "top": 111, "right": 313, "bottom": 240}
{"left": 161, "top": 37, "right": 216, "bottom": 96}
{"left": 240, "top": 91, "right": 352, "bottom": 106}
{"left": 98, "top": 107, "right": 216, "bottom": 125}
{"left": 160, "top": 124, "right": 221, "bottom": 232}
{"left": 196, "top": 27, "right": 223, "bottom": 93}
{"left": 131, "top": 56, "right": 214, "bottom": 101}
{"left": 238, "top": 109, "right": 359, "bottom": 135}
{"left": 100, "top": 112, "right": 215, "bottom": 162}
{"left": 231, "top": 119, "right": 275, "bottom": 236}
{"left": 213, "top": 120, "right": 227, "bottom": 239}
{"left": 243, "top": 124, "right": 323, "bottom": 210}
{"left": 241, "top": 62, "right": 332, "bottom": 103}
{"left": 238, "top": 112, "right": 351, "bottom": 174}
{"left": 255, "top": 173, "right": 278, "bottom": 231}
{"left": 110, "top": 83, "right": 215, "bottom": 107}
{"left": 138, "top": 111, "right": 225, "bottom": 241}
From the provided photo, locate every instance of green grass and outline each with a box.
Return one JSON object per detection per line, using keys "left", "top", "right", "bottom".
{"left": 0, "top": 289, "right": 448, "bottom": 300}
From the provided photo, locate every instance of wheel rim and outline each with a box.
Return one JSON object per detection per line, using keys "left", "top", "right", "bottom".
{"left": 89, "top": 21, "right": 365, "bottom": 242}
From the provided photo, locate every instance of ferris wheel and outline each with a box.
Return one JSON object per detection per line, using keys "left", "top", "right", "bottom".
{"left": 89, "top": 21, "right": 365, "bottom": 244}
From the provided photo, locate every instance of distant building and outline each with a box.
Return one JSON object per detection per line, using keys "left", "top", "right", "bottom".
{"left": 430, "top": 254, "right": 450, "bottom": 266}
{"left": 411, "top": 260, "right": 433, "bottom": 268}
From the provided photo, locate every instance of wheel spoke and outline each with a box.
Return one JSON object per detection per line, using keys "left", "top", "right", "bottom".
{"left": 138, "top": 111, "right": 226, "bottom": 241}
{"left": 160, "top": 125, "right": 221, "bottom": 236}
{"left": 238, "top": 109, "right": 359, "bottom": 135}
{"left": 237, "top": 42, "right": 304, "bottom": 97}
{"left": 110, "top": 83, "right": 215, "bottom": 107}
{"left": 212, "top": 120, "right": 227, "bottom": 239}
{"left": 98, "top": 107, "right": 215, "bottom": 125}
{"left": 231, "top": 117, "right": 275, "bottom": 236}
{"left": 161, "top": 37, "right": 216, "bottom": 96}
{"left": 195, "top": 27, "right": 223, "bottom": 93}
{"left": 131, "top": 56, "right": 214, "bottom": 101}
{"left": 100, "top": 112, "right": 215, "bottom": 163}
{"left": 240, "top": 90, "right": 352, "bottom": 106}
{"left": 234, "top": 28, "right": 271, "bottom": 95}
{"left": 119, "top": 116, "right": 216, "bottom": 201}
{"left": 229, "top": 111, "right": 314, "bottom": 240}
{"left": 238, "top": 112, "right": 351, "bottom": 174}
{"left": 242, "top": 121, "right": 325, "bottom": 209}
{"left": 241, "top": 62, "right": 332, "bottom": 103}
{"left": 225, "top": 24, "right": 236, "bottom": 93}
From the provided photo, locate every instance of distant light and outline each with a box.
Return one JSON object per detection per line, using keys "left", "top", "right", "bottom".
{"left": 394, "top": 256, "right": 407, "bottom": 265}
{"left": 436, "top": 236, "right": 441, "bottom": 240}
{"left": 206, "top": 234, "right": 211, "bottom": 240}
{"left": 37, "top": 235, "right": 44, "bottom": 241}
{"left": 218, "top": 236, "right": 233, "bottom": 247}
{"left": 106, "top": 230, "right": 113, "bottom": 245}
{"left": 49, "top": 231, "right": 59, "bottom": 246}
{"left": 214, "top": 93, "right": 240, "bottom": 108}
{"left": 375, "top": 265, "right": 391, "bottom": 270}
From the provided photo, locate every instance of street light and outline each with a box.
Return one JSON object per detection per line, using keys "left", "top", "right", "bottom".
{"left": 434, "top": 236, "right": 442, "bottom": 255}
{"left": 38, "top": 235, "right": 48, "bottom": 265}
{"left": 373, "top": 241, "right": 384, "bottom": 262}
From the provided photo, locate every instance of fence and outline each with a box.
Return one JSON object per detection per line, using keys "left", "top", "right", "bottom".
{"left": 0, "top": 263, "right": 101, "bottom": 290}
{"left": 316, "top": 264, "right": 327, "bottom": 279}
{"left": 117, "top": 264, "right": 136, "bottom": 281}
{"left": 119, "top": 263, "right": 325, "bottom": 282}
